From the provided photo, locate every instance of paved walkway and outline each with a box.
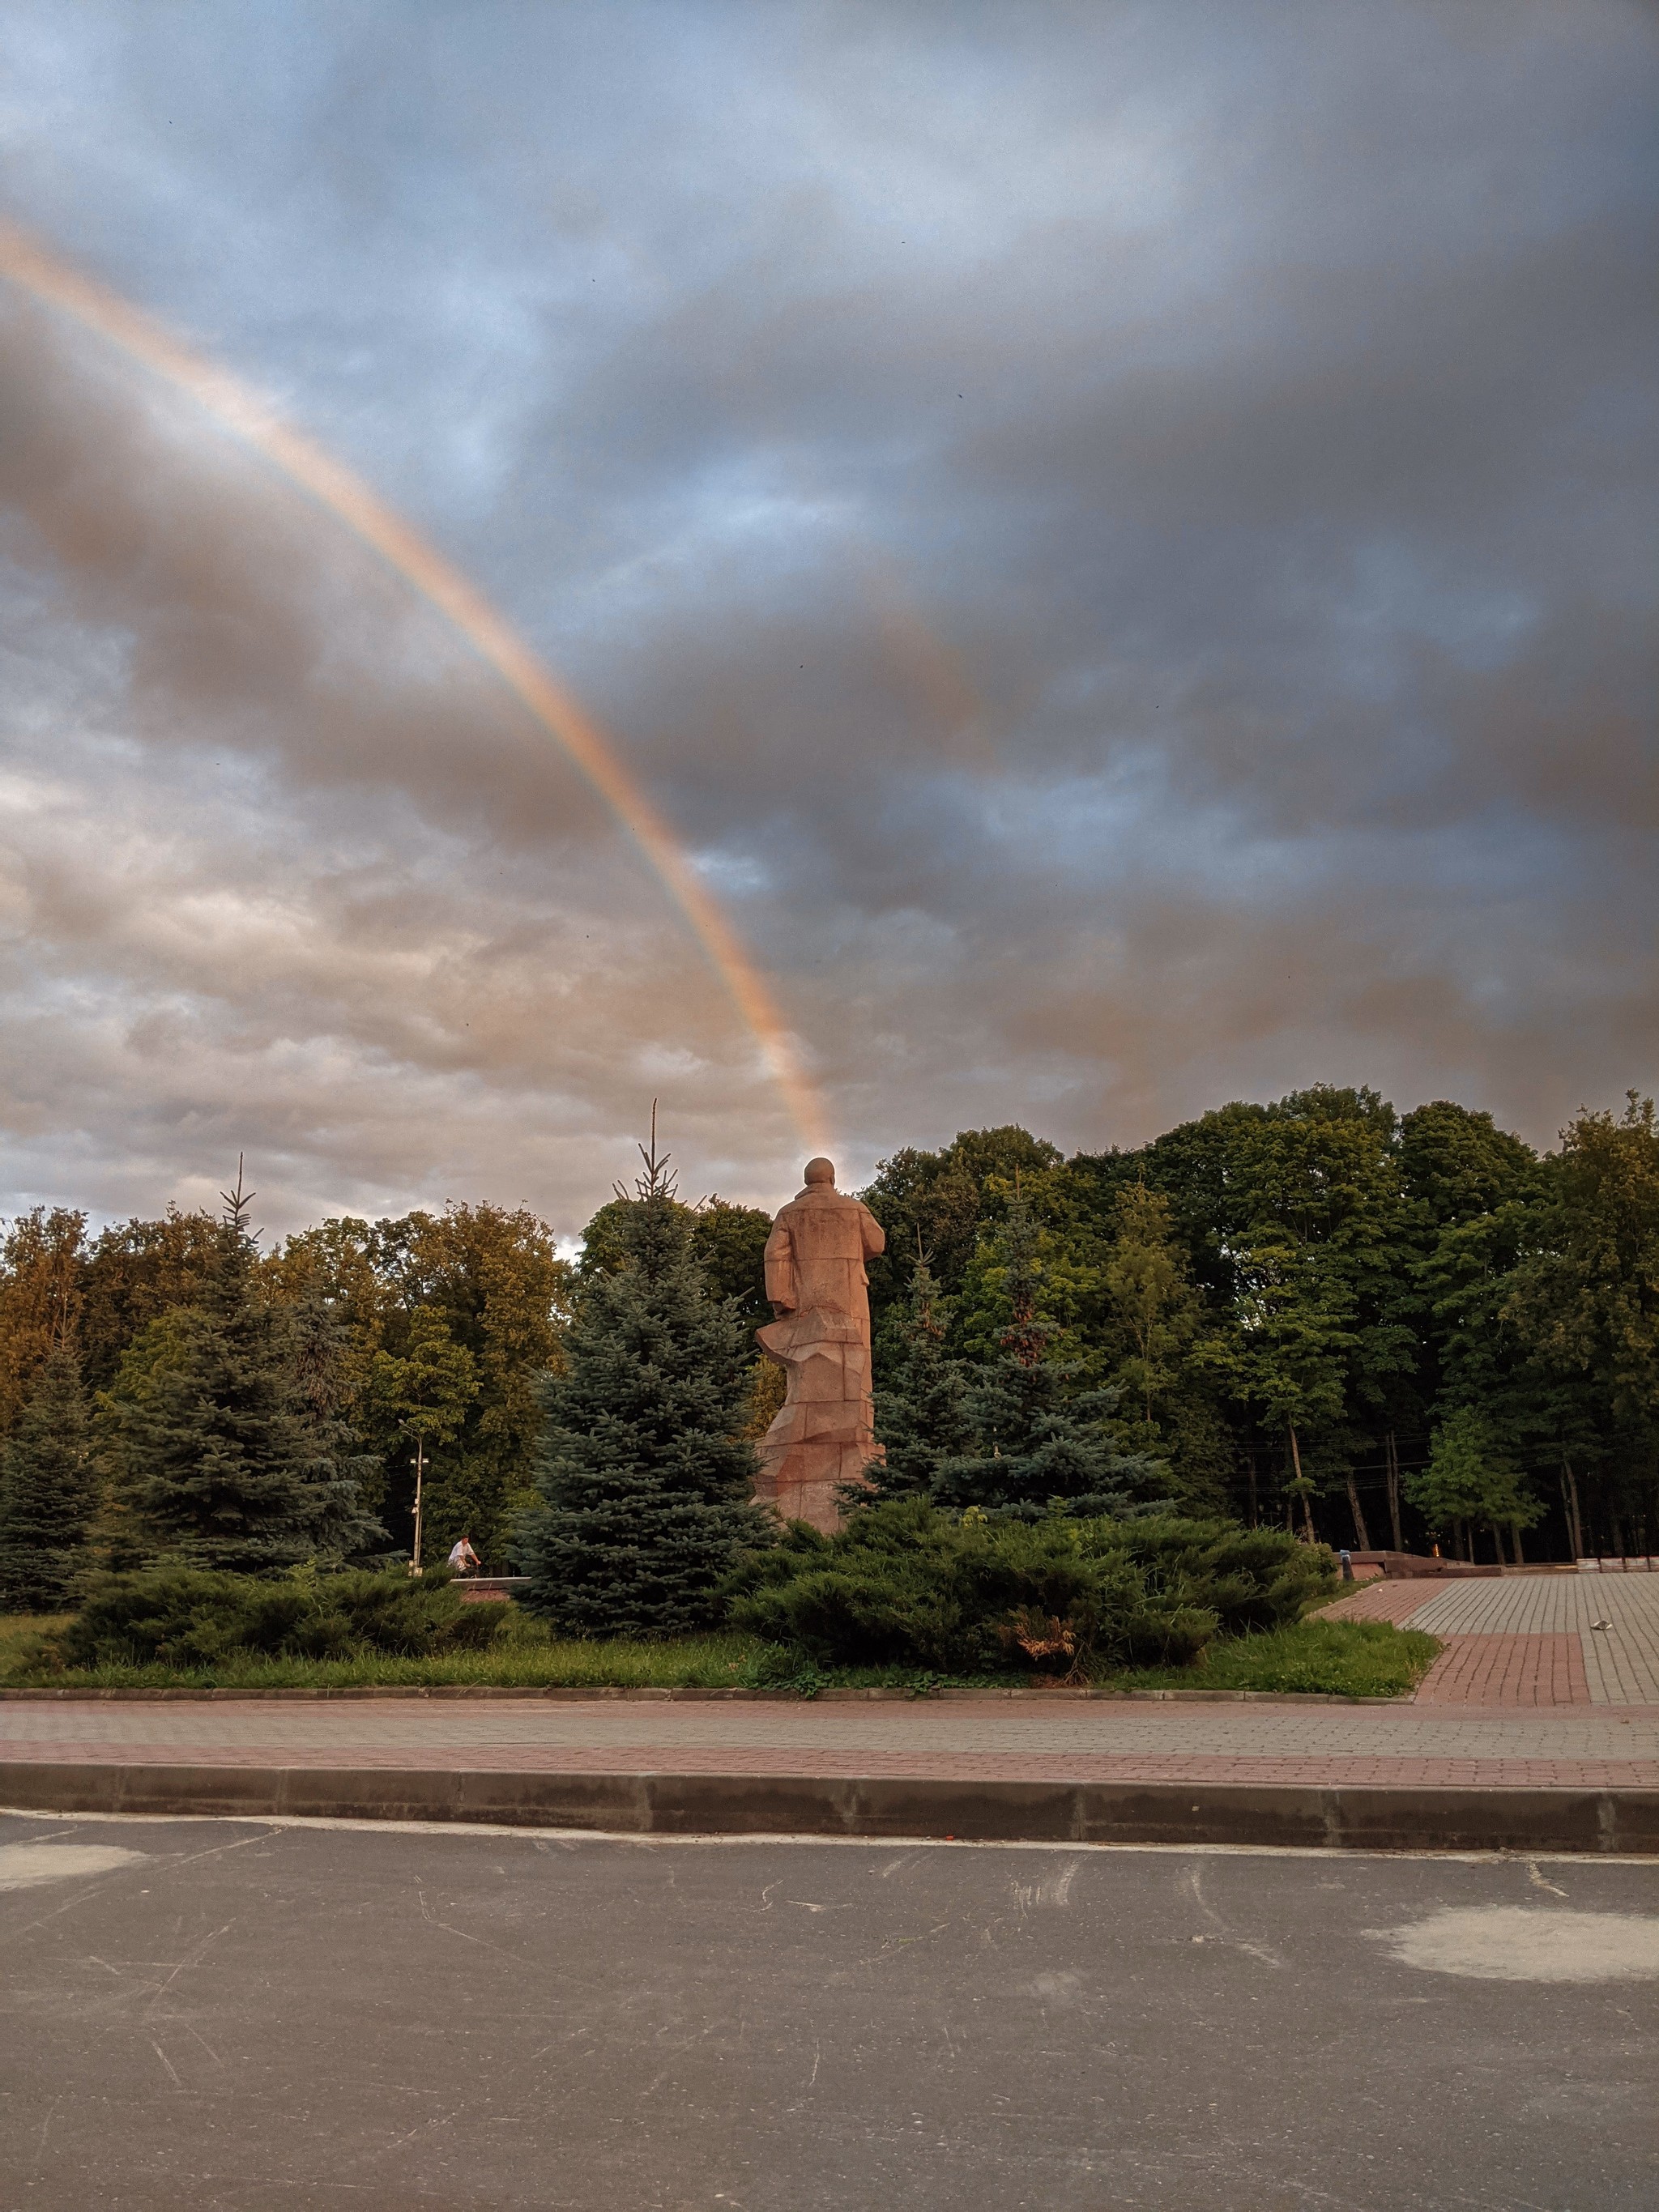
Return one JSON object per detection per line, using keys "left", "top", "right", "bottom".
{"left": 1328, "top": 1570, "right": 1659, "bottom": 1705}
{"left": 1, "top": 1574, "right": 1653, "bottom": 1808}
{"left": 2, "top": 1692, "right": 1656, "bottom": 1792}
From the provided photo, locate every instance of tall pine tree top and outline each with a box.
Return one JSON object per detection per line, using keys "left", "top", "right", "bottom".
{"left": 515, "top": 1125, "right": 768, "bottom": 1635}
{"left": 104, "top": 1165, "right": 378, "bottom": 1574}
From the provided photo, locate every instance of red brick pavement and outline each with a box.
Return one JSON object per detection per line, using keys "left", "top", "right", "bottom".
{"left": 1325, "top": 1574, "right": 1659, "bottom": 1706}
{"left": 1324, "top": 1582, "right": 1439, "bottom": 1625}
{"left": 2, "top": 1736, "right": 1656, "bottom": 1788}
{"left": 1416, "top": 1633, "right": 1590, "bottom": 1707}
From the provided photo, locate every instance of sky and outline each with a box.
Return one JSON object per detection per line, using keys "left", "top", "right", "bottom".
{"left": 0, "top": 0, "right": 1655, "bottom": 1239}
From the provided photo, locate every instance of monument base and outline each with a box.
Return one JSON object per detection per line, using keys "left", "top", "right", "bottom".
{"left": 753, "top": 1434, "right": 876, "bottom": 1536}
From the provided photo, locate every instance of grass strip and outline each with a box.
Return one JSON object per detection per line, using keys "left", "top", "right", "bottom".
{"left": 0, "top": 1611, "right": 1436, "bottom": 1698}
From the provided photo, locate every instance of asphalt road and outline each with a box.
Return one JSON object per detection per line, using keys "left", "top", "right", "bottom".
{"left": 0, "top": 1813, "right": 1654, "bottom": 2211}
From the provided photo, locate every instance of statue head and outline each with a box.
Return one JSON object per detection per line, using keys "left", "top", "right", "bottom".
{"left": 803, "top": 1157, "right": 837, "bottom": 1189}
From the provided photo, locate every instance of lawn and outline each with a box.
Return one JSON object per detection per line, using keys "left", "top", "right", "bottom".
{"left": 0, "top": 1607, "right": 1437, "bottom": 1698}
{"left": 1105, "top": 1616, "right": 1439, "bottom": 1698}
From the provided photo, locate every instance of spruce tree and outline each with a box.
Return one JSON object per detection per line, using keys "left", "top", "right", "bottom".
{"left": 862, "top": 1251, "right": 974, "bottom": 1499}
{"left": 515, "top": 1127, "right": 768, "bottom": 1634}
{"left": 932, "top": 1197, "right": 1163, "bottom": 1519}
{"left": 0, "top": 1343, "right": 97, "bottom": 1610}
{"left": 105, "top": 1167, "right": 369, "bottom": 1574}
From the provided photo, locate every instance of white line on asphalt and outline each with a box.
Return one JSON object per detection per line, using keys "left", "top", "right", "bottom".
{"left": 3, "top": 1804, "right": 1657, "bottom": 1864}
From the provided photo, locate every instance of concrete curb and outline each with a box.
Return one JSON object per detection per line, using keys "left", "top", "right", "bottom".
{"left": 0, "top": 1684, "right": 1414, "bottom": 1706}
{"left": 2, "top": 1762, "right": 1655, "bottom": 1852}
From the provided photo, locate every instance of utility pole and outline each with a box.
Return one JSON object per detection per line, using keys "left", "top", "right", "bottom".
{"left": 409, "top": 1435, "right": 426, "bottom": 1578}
{"left": 1385, "top": 1430, "right": 1404, "bottom": 1553}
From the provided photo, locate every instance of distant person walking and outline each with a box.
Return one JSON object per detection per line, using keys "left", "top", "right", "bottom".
{"left": 447, "top": 1536, "right": 480, "bottom": 1576}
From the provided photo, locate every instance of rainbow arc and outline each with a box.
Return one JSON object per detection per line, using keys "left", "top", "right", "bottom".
{"left": 0, "top": 219, "right": 826, "bottom": 1156}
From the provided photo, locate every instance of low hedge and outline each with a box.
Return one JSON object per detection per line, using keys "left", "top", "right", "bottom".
{"left": 49, "top": 1563, "right": 504, "bottom": 1670}
{"left": 1094, "top": 1516, "right": 1337, "bottom": 1636}
{"left": 724, "top": 1499, "right": 1335, "bottom": 1677}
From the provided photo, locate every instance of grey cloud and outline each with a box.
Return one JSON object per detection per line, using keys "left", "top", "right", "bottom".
{"left": 0, "top": 0, "right": 1655, "bottom": 1228}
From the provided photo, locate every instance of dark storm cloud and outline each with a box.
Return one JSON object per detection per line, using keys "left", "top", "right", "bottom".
{"left": 0, "top": 0, "right": 1655, "bottom": 1230}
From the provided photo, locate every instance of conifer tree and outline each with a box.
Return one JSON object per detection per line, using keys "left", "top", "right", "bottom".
{"left": 0, "top": 1342, "right": 97, "bottom": 1609}
{"left": 515, "top": 1123, "right": 769, "bottom": 1634}
{"left": 862, "top": 1250, "right": 973, "bottom": 1499}
{"left": 932, "top": 1197, "right": 1163, "bottom": 1518}
{"left": 104, "top": 1166, "right": 373, "bottom": 1574}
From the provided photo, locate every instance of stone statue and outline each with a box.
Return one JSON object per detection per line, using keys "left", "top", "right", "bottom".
{"left": 754, "top": 1157, "right": 886, "bottom": 1532}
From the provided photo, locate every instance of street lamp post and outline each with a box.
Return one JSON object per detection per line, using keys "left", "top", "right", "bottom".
{"left": 409, "top": 1434, "right": 426, "bottom": 1578}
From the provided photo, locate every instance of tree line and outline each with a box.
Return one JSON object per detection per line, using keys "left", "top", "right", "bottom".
{"left": 860, "top": 1087, "right": 1659, "bottom": 1564}
{"left": 1, "top": 1083, "right": 1656, "bottom": 1611}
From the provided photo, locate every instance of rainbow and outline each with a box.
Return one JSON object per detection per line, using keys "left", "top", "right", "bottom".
{"left": 0, "top": 219, "right": 827, "bottom": 1156}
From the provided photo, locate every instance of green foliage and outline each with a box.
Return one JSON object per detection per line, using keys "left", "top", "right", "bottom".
{"left": 581, "top": 1196, "right": 771, "bottom": 1317}
{"left": 0, "top": 1207, "right": 88, "bottom": 1430}
{"left": 726, "top": 1498, "right": 1326, "bottom": 1677}
{"left": 1407, "top": 1407, "right": 1545, "bottom": 1554}
{"left": 859, "top": 1125, "right": 1063, "bottom": 1319}
{"left": 49, "top": 1562, "right": 501, "bottom": 1670}
{"left": 1103, "top": 1183, "right": 1201, "bottom": 1425}
{"left": 727, "top": 1500, "right": 1208, "bottom": 1674}
{"left": 932, "top": 1199, "right": 1165, "bottom": 1518}
{"left": 271, "top": 1200, "right": 573, "bottom": 1570}
{"left": 97, "top": 1198, "right": 380, "bottom": 1575}
{"left": 516, "top": 1140, "right": 770, "bottom": 1636}
{"left": 1400, "top": 1100, "right": 1540, "bottom": 1232}
{"left": 364, "top": 1305, "right": 478, "bottom": 1562}
{"left": 1506, "top": 1097, "right": 1659, "bottom": 1493}
{"left": 1199, "top": 1235, "right": 1355, "bottom": 1442}
{"left": 1095, "top": 1515, "right": 1337, "bottom": 1634}
{"left": 1098, "top": 1183, "right": 1235, "bottom": 1513}
{"left": 0, "top": 1344, "right": 97, "bottom": 1610}
{"left": 78, "top": 1208, "right": 227, "bottom": 1392}
{"left": 932, "top": 1360, "right": 1160, "bottom": 1519}
{"left": 365, "top": 1306, "right": 478, "bottom": 1454}
{"left": 689, "top": 1202, "right": 774, "bottom": 1328}
{"left": 1162, "top": 1617, "right": 1437, "bottom": 1698}
{"left": 19, "top": 1080, "right": 1659, "bottom": 1566}
{"left": 0, "top": 1603, "right": 1427, "bottom": 1698}
{"left": 864, "top": 1255, "right": 974, "bottom": 1498}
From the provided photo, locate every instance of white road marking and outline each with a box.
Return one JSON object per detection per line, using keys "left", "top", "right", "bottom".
{"left": 0, "top": 1841, "right": 147, "bottom": 1890}
{"left": 1371, "top": 1905, "right": 1659, "bottom": 1982}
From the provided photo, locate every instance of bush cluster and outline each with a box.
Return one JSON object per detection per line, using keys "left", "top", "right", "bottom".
{"left": 50, "top": 1563, "right": 503, "bottom": 1671}
{"left": 1102, "top": 1518, "right": 1337, "bottom": 1636}
{"left": 724, "top": 1499, "right": 1333, "bottom": 1677}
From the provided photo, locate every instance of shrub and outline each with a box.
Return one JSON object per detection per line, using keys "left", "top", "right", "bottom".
{"left": 53, "top": 1563, "right": 502, "bottom": 1670}
{"left": 1076, "top": 1517, "right": 1337, "bottom": 1636}
{"left": 724, "top": 1498, "right": 1222, "bottom": 1676}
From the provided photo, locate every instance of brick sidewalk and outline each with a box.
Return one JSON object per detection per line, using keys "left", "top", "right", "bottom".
{"left": 1325, "top": 1571, "right": 1659, "bottom": 1705}
{"left": 1414, "top": 1634, "right": 1589, "bottom": 1707}
{"left": 3, "top": 1575, "right": 1653, "bottom": 1843}
{"left": 3, "top": 1694, "right": 1655, "bottom": 1793}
